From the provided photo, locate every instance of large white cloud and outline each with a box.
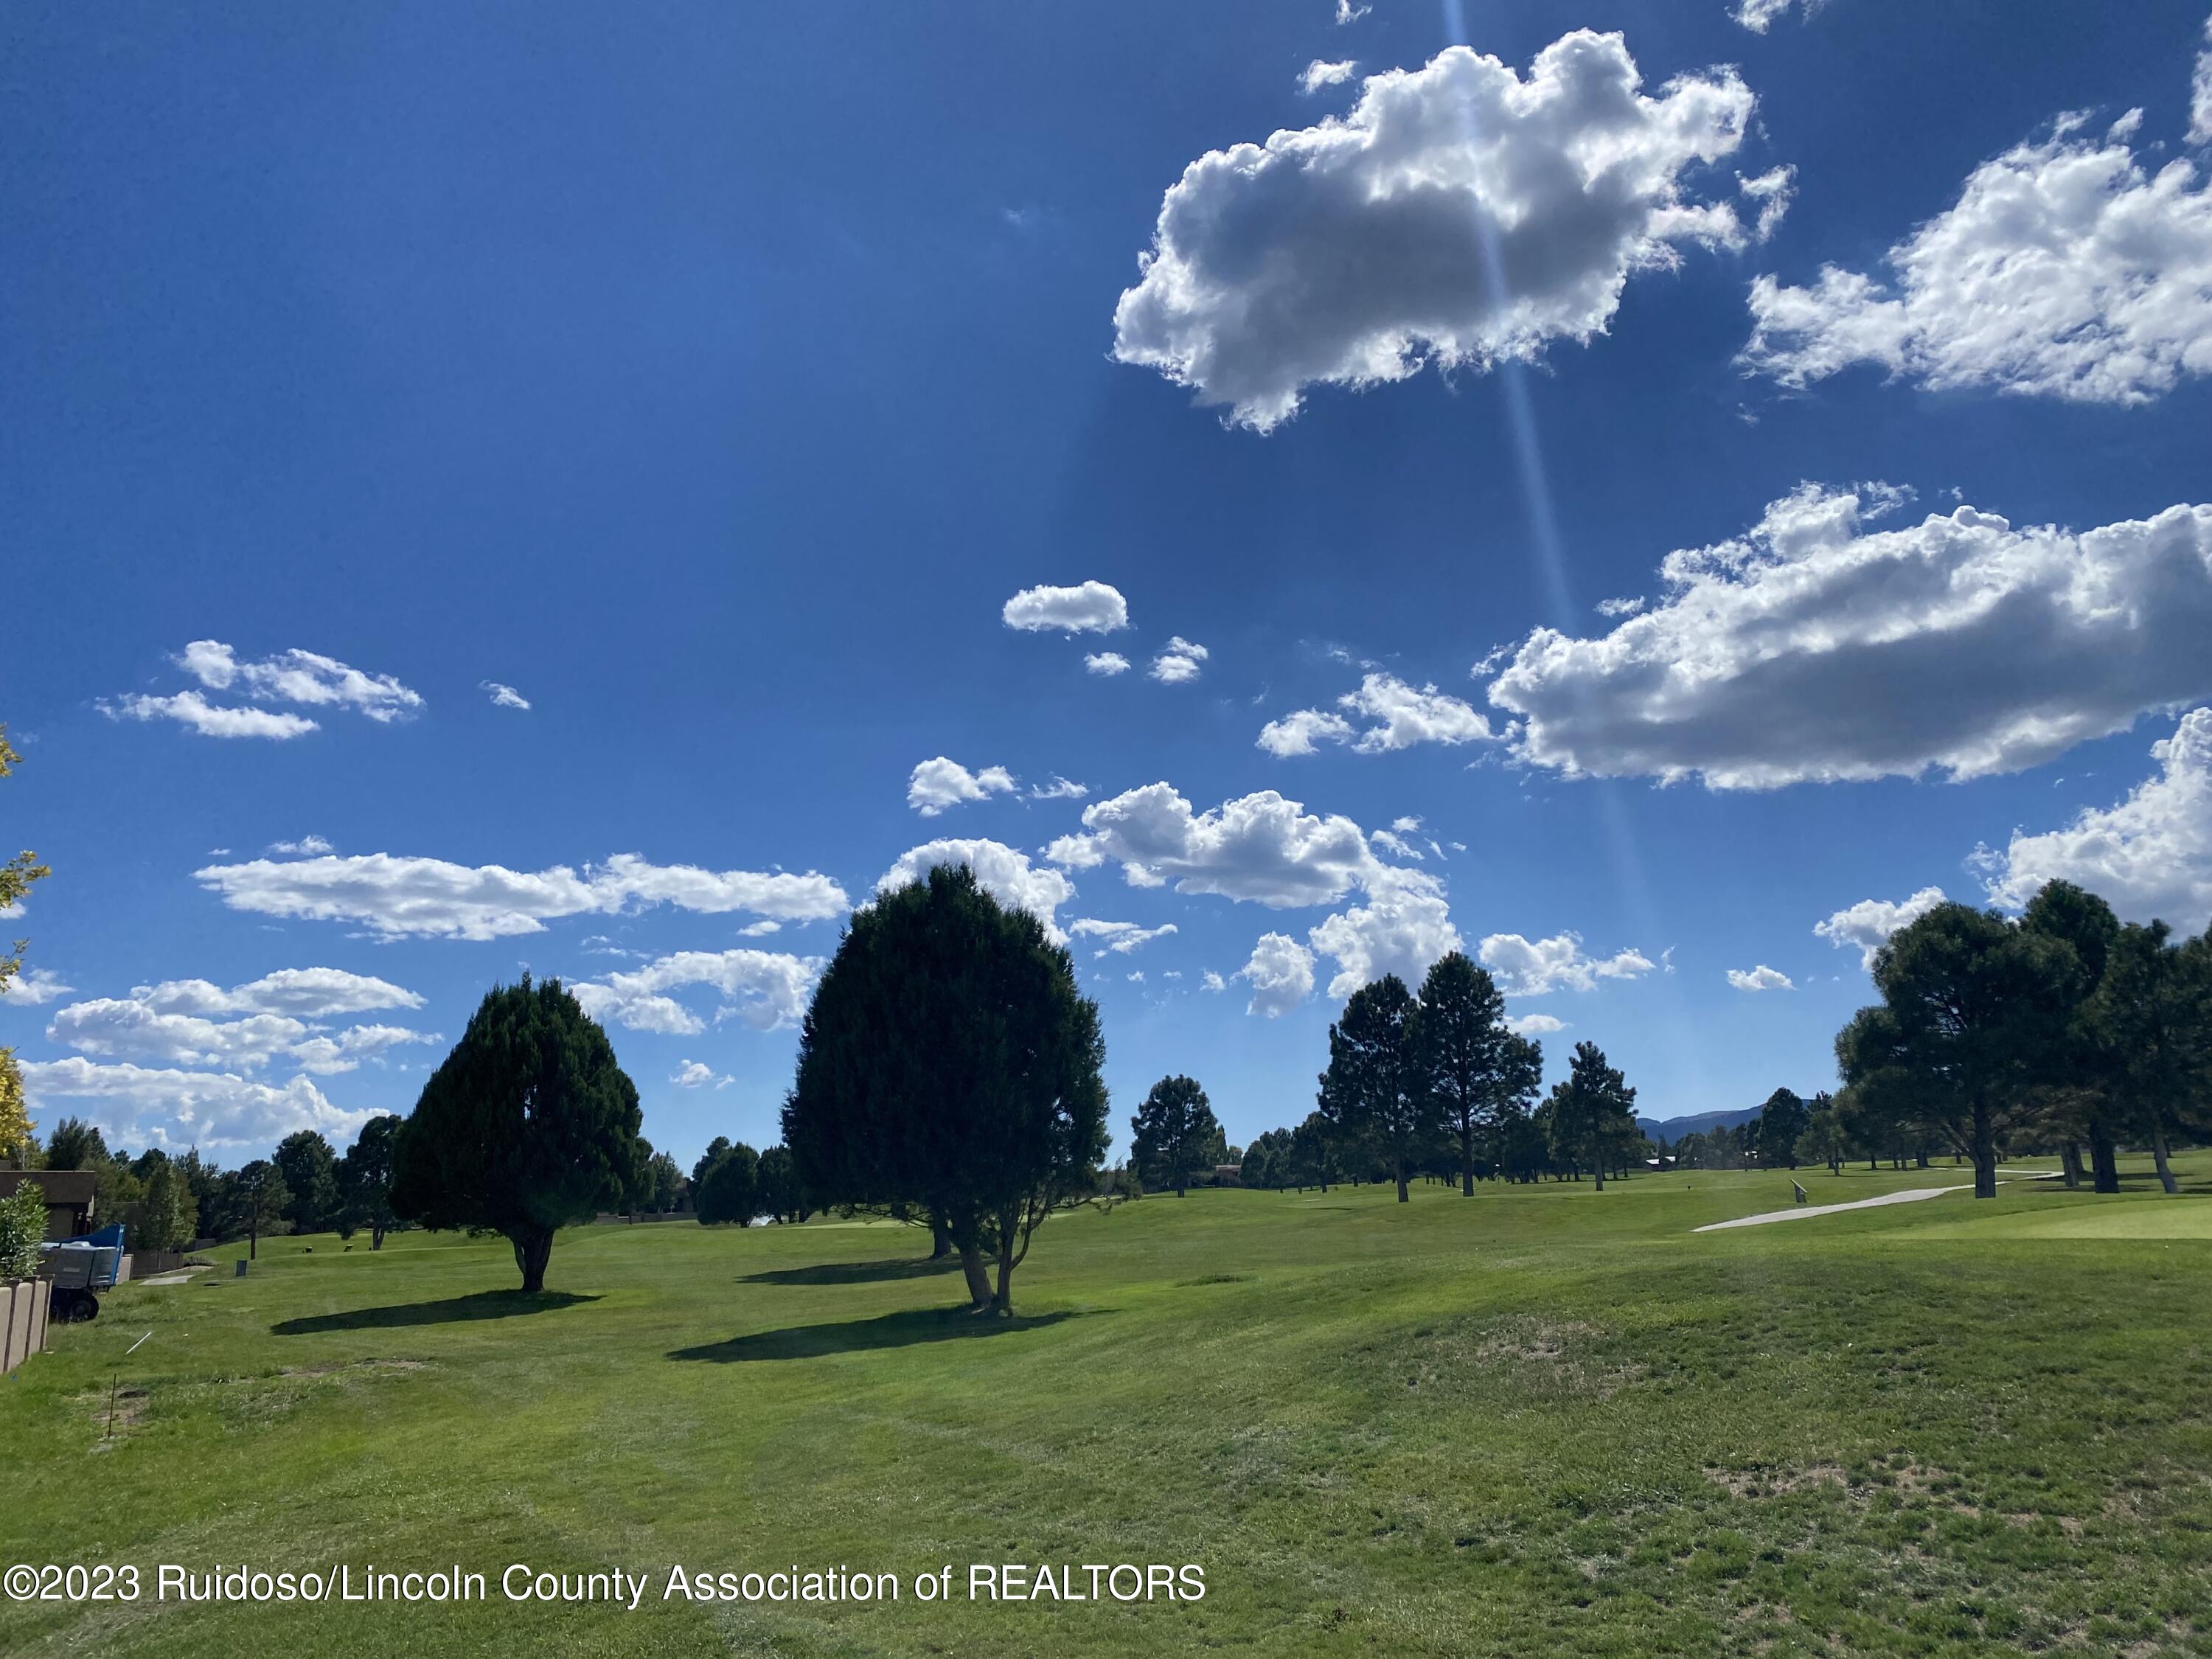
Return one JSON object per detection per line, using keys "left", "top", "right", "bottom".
{"left": 101, "top": 691, "right": 319, "bottom": 740}
{"left": 18, "top": 1057, "right": 375, "bottom": 1152}
{"left": 1307, "top": 870, "right": 1462, "bottom": 999}
{"left": 1814, "top": 886, "right": 1948, "bottom": 970}
{"left": 1478, "top": 932, "right": 1653, "bottom": 995}
{"left": 194, "top": 852, "right": 848, "bottom": 940}
{"left": 1486, "top": 484, "right": 2212, "bottom": 788}
{"left": 48, "top": 1001, "right": 310, "bottom": 1070}
{"left": 907, "top": 757, "right": 1016, "bottom": 816}
{"left": 46, "top": 970, "right": 437, "bottom": 1075}
{"left": 1001, "top": 582, "right": 1130, "bottom": 634}
{"left": 569, "top": 949, "right": 824, "bottom": 1037}
{"left": 878, "top": 838, "right": 1078, "bottom": 940}
{"left": 102, "top": 640, "right": 422, "bottom": 740}
{"left": 1047, "top": 784, "right": 1374, "bottom": 908}
{"left": 1259, "top": 672, "right": 1495, "bottom": 757}
{"left": 1743, "top": 108, "right": 2212, "bottom": 405}
{"left": 1111, "top": 31, "right": 1762, "bottom": 431}
{"left": 1980, "top": 707, "right": 2212, "bottom": 930}
{"left": 1235, "top": 933, "right": 1315, "bottom": 1018}
{"left": 127, "top": 967, "right": 424, "bottom": 1018}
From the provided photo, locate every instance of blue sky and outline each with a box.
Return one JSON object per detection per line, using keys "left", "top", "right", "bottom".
{"left": 7, "top": 0, "right": 2211, "bottom": 1166}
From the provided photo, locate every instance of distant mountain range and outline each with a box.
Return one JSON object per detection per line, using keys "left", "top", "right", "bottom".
{"left": 1635, "top": 1106, "right": 1766, "bottom": 1140}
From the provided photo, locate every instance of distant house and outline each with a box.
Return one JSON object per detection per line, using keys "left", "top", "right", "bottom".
{"left": 1211, "top": 1164, "right": 1242, "bottom": 1186}
{"left": 0, "top": 1170, "right": 97, "bottom": 1240}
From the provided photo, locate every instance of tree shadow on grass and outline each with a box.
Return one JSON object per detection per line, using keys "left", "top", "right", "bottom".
{"left": 739, "top": 1256, "right": 961, "bottom": 1287}
{"left": 271, "top": 1290, "right": 599, "bottom": 1335}
{"left": 669, "top": 1305, "right": 1102, "bottom": 1363}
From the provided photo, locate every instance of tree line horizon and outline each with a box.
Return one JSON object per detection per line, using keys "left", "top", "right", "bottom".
{"left": 7, "top": 871, "right": 2205, "bottom": 1307}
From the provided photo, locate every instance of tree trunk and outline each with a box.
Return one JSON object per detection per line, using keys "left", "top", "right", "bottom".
{"left": 1593, "top": 1161, "right": 1605, "bottom": 1193}
{"left": 1394, "top": 1154, "right": 1409, "bottom": 1203}
{"left": 249, "top": 1218, "right": 259, "bottom": 1261}
{"left": 1971, "top": 1098, "right": 1997, "bottom": 1199}
{"left": 991, "top": 1206, "right": 1018, "bottom": 1316}
{"left": 929, "top": 1215, "right": 953, "bottom": 1259}
{"left": 511, "top": 1226, "right": 553, "bottom": 1293}
{"left": 1461, "top": 1127, "right": 1475, "bottom": 1196}
{"left": 371, "top": 1220, "right": 386, "bottom": 1251}
{"left": 2089, "top": 1124, "right": 2120, "bottom": 1194}
{"left": 2151, "top": 1116, "right": 2180, "bottom": 1195}
{"left": 2059, "top": 1141, "right": 2081, "bottom": 1189}
{"left": 957, "top": 1244, "right": 993, "bottom": 1311}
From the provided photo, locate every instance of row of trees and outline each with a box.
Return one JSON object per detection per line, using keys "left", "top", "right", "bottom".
{"left": 1225, "top": 955, "right": 1644, "bottom": 1199}
{"left": 1837, "top": 881, "right": 2212, "bottom": 1198}
{"left": 18, "top": 1113, "right": 406, "bottom": 1257}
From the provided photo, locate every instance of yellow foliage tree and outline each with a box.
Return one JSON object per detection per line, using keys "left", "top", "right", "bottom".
{"left": 0, "top": 724, "right": 52, "bottom": 998}
{"left": 0, "top": 1047, "right": 28, "bottom": 1165}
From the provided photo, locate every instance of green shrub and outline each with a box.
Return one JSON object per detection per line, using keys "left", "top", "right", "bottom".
{"left": 0, "top": 1180, "right": 45, "bottom": 1281}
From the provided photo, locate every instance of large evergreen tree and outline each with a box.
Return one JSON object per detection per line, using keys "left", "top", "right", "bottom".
{"left": 1318, "top": 974, "right": 1432, "bottom": 1203}
{"left": 2089, "top": 918, "right": 2211, "bottom": 1196}
{"left": 1414, "top": 953, "right": 1543, "bottom": 1195}
{"left": 391, "top": 977, "right": 642, "bottom": 1292}
{"left": 1130, "top": 1074, "right": 1220, "bottom": 1197}
{"left": 1837, "top": 902, "right": 2075, "bottom": 1199}
{"left": 782, "top": 864, "right": 1108, "bottom": 1314}
{"left": 1753, "top": 1088, "right": 1810, "bottom": 1170}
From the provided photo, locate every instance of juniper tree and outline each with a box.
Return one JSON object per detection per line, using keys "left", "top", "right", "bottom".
{"left": 391, "top": 977, "right": 642, "bottom": 1291}
{"left": 782, "top": 865, "right": 1108, "bottom": 1315}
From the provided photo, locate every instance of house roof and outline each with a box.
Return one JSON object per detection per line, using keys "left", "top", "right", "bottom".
{"left": 0, "top": 1169, "right": 98, "bottom": 1207}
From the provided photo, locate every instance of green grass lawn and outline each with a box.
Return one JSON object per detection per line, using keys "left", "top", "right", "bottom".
{"left": 4, "top": 1157, "right": 2209, "bottom": 1658}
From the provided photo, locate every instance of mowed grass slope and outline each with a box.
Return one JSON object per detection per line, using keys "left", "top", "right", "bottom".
{"left": 4, "top": 1159, "right": 2210, "bottom": 1658}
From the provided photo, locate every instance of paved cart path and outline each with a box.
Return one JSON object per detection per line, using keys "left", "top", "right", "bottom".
{"left": 1694, "top": 1172, "right": 2060, "bottom": 1232}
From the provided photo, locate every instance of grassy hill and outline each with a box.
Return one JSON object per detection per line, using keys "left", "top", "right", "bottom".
{"left": 4, "top": 1158, "right": 2208, "bottom": 1658}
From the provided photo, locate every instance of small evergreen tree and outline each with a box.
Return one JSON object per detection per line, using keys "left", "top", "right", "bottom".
{"left": 1543, "top": 1042, "right": 1638, "bottom": 1191}
{"left": 694, "top": 1141, "right": 761, "bottom": 1225}
{"left": 1129, "top": 1075, "right": 1220, "bottom": 1197}
{"left": 336, "top": 1115, "right": 403, "bottom": 1249}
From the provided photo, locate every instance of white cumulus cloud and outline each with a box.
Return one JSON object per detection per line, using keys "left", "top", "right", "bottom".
{"left": 18, "top": 1057, "right": 374, "bottom": 1152}
{"left": 571, "top": 949, "right": 824, "bottom": 1037}
{"left": 195, "top": 852, "right": 848, "bottom": 941}
{"left": 1112, "top": 31, "right": 1761, "bottom": 430}
{"left": 1725, "top": 964, "right": 1795, "bottom": 992}
{"left": 1067, "top": 919, "right": 1178, "bottom": 958}
{"left": 1507, "top": 1012, "right": 1567, "bottom": 1036}
{"left": 1, "top": 967, "right": 74, "bottom": 1006}
{"left": 1814, "top": 886, "right": 1948, "bottom": 970}
{"left": 1478, "top": 932, "right": 1653, "bottom": 995}
{"left": 1236, "top": 933, "right": 1315, "bottom": 1018}
{"left": 1047, "top": 784, "right": 1375, "bottom": 908}
{"left": 1486, "top": 484, "right": 2212, "bottom": 788}
{"left": 1299, "top": 59, "right": 1358, "bottom": 94}
{"left": 1743, "top": 108, "right": 2212, "bottom": 406}
{"left": 1002, "top": 581, "right": 1130, "bottom": 634}
{"left": 907, "top": 757, "right": 1018, "bottom": 816}
{"left": 268, "top": 835, "right": 334, "bottom": 856}
{"left": 878, "top": 838, "right": 1078, "bottom": 941}
{"left": 1260, "top": 672, "right": 1494, "bottom": 757}
{"left": 481, "top": 681, "right": 531, "bottom": 710}
{"left": 1307, "top": 869, "right": 1461, "bottom": 999}
{"left": 1150, "top": 638, "right": 1209, "bottom": 684}
{"left": 1085, "top": 652, "right": 1131, "bottom": 677}
{"left": 671, "top": 1060, "right": 734, "bottom": 1090}
{"left": 1979, "top": 707, "right": 2212, "bottom": 930}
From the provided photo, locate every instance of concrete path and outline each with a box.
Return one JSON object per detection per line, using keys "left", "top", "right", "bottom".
{"left": 1694, "top": 1171, "right": 2059, "bottom": 1232}
{"left": 136, "top": 1266, "right": 210, "bottom": 1285}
